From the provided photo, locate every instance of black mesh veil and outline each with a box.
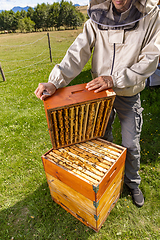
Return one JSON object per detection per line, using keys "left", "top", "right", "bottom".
{"left": 87, "top": 0, "right": 152, "bottom": 29}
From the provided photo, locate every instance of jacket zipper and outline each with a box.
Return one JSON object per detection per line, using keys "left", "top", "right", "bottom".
{"left": 110, "top": 43, "right": 116, "bottom": 75}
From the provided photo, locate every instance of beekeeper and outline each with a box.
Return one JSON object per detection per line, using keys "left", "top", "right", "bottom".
{"left": 35, "top": 0, "right": 160, "bottom": 207}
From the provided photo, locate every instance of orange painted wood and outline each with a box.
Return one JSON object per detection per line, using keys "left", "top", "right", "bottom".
{"left": 41, "top": 83, "right": 126, "bottom": 231}
{"left": 44, "top": 164, "right": 124, "bottom": 232}
{"left": 42, "top": 156, "right": 96, "bottom": 201}
{"left": 53, "top": 197, "right": 97, "bottom": 231}
{"left": 43, "top": 83, "right": 116, "bottom": 149}
{"left": 96, "top": 143, "right": 126, "bottom": 201}
{"left": 97, "top": 165, "right": 124, "bottom": 215}
{"left": 43, "top": 83, "right": 116, "bottom": 109}
{"left": 97, "top": 186, "right": 121, "bottom": 230}
{"left": 42, "top": 138, "right": 126, "bottom": 232}
{"left": 46, "top": 172, "right": 95, "bottom": 215}
{"left": 45, "top": 166, "right": 124, "bottom": 232}
{"left": 42, "top": 139, "right": 126, "bottom": 202}
{"left": 46, "top": 172, "right": 97, "bottom": 228}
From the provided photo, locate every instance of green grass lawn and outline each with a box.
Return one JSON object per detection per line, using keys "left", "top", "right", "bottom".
{"left": 0, "top": 30, "right": 160, "bottom": 240}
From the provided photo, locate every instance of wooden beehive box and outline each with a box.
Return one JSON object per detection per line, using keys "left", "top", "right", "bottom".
{"left": 41, "top": 83, "right": 127, "bottom": 232}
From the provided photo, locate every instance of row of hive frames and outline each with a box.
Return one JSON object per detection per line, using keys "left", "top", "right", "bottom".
{"left": 48, "top": 98, "right": 113, "bottom": 149}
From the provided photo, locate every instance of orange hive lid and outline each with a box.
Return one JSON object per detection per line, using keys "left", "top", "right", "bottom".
{"left": 43, "top": 83, "right": 116, "bottom": 149}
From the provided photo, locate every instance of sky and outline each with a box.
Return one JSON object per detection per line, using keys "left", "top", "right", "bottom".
{"left": 0, "top": 0, "right": 88, "bottom": 10}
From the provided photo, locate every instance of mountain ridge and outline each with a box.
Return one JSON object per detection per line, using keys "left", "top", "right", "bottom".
{"left": 0, "top": 4, "right": 81, "bottom": 13}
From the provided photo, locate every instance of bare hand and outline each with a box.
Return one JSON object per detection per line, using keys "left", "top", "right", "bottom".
{"left": 34, "top": 82, "right": 56, "bottom": 100}
{"left": 86, "top": 76, "right": 113, "bottom": 93}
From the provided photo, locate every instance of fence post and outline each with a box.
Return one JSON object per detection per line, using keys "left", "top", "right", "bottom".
{"left": 0, "top": 63, "right": 6, "bottom": 82}
{"left": 47, "top": 33, "right": 52, "bottom": 63}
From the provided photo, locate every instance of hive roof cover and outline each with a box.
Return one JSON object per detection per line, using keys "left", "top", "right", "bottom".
{"left": 43, "top": 83, "right": 116, "bottom": 149}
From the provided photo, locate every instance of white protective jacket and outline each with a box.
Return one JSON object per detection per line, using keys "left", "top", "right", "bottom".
{"left": 48, "top": 0, "right": 160, "bottom": 96}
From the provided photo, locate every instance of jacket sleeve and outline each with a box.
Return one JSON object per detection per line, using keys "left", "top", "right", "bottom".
{"left": 48, "top": 20, "right": 96, "bottom": 89}
{"left": 112, "top": 12, "right": 160, "bottom": 89}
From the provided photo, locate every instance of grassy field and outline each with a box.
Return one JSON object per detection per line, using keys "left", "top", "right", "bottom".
{"left": 0, "top": 29, "right": 160, "bottom": 240}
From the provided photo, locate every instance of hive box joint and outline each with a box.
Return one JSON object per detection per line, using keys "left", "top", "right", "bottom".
{"left": 92, "top": 184, "right": 99, "bottom": 193}
{"left": 93, "top": 201, "right": 99, "bottom": 208}
{"left": 94, "top": 214, "right": 100, "bottom": 221}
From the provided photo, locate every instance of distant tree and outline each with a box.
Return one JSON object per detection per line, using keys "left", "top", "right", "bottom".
{"left": 8, "top": 10, "right": 15, "bottom": 31}
{"left": 12, "top": 11, "right": 21, "bottom": 32}
{"left": 59, "top": 1, "right": 84, "bottom": 30}
{"left": 20, "top": 9, "right": 27, "bottom": 19}
{"left": 78, "top": 11, "right": 85, "bottom": 23}
{"left": 48, "top": 2, "right": 61, "bottom": 30}
{"left": 33, "top": 3, "right": 50, "bottom": 31}
{"left": 27, "top": 7, "right": 34, "bottom": 21}
{"left": 15, "top": 11, "right": 22, "bottom": 22}
{"left": 0, "top": 11, "right": 5, "bottom": 31}
{"left": 18, "top": 17, "right": 35, "bottom": 33}
{"left": 0, "top": 10, "right": 15, "bottom": 32}
{"left": 18, "top": 18, "right": 26, "bottom": 32}
{"left": 57, "top": 0, "right": 65, "bottom": 28}
{"left": 24, "top": 17, "right": 35, "bottom": 32}
{"left": 0, "top": 1, "right": 85, "bottom": 33}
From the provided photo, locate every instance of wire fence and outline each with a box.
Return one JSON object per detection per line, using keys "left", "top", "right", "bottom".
{"left": 0, "top": 33, "right": 67, "bottom": 78}
{"left": 5, "top": 57, "right": 50, "bottom": 74}
{"left": 0, "top": 30, "right": 78, "bottom": 81}
{"left": 0, "top": 35, "right": 46, "bottom": 47}
{"left": 0, "top": 49, "right": 47, "bottom": 62}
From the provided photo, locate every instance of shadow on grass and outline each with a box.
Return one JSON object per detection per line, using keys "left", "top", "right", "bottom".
{"left": 0, "top": 181, "right": 95, "bottom": 240}
{"left": 1, "top": 171, "right": 159, "bottom": 240}
{"left": 1, "top": 78, "right": 159, "bottom": 240}
{"left": 0, "top": 182, "right": 130, "bottom": 240}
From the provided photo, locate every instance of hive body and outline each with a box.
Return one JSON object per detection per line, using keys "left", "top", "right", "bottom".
{"left": 41, "top": 83, "right": 126, "bottom": 231}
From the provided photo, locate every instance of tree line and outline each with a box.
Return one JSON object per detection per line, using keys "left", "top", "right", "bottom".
{"left": 0, "top": 1, "right": 85, "bottom": 33}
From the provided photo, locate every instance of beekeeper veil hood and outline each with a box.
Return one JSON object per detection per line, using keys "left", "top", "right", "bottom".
{"left": 88, "top": 0, "right": 159, "bottom": 29}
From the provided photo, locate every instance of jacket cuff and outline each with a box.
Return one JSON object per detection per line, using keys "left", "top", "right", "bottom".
{"left": 48, "top": 65, "right": 67, "bottom": 89}
{"left": 112, "top": 72, "right": 127, "bottom": 89}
